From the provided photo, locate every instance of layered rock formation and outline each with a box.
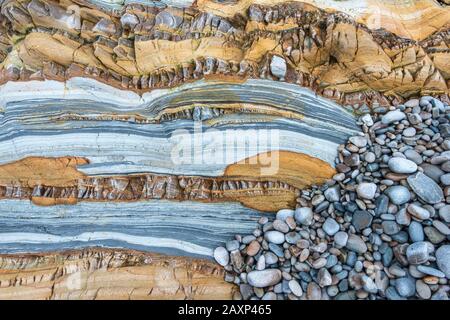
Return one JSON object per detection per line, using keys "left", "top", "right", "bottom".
{"left": 0, "top": 0, "right": 449, "bottom": 109}
{"left": 0, "top": 248, "right": 235, "bottom": 299}
{"left": 0, "top": 0, "right": 448, "bottom": 300}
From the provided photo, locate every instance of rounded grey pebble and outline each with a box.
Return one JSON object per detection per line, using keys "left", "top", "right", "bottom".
{"left": 436, "top": 245, "right": 450, "bottom": 278}
{"left": 276, "top": 209, "right": 294, "bottom": 221}
{"left": 247, "top": 269, "right": 282, "bottom": 288}
{"left": 214, "top": 247, "right": 229, "bottom": 266}
{"left": 294, "top": 207, "right": 313, "bottom": 226}
{"left": 408, "top": 221, "right": 424, "bottom": 242}
{"left": 388, "top": 157, "right": 418, "bottom": 174}
{"left": 406, "top": 241, "right": 430, "bottom": 265}
{"left": 323, "top": 217, "right": 340, "bottom": 236}
{"left": 385, "top": 186, "right": 411, "bottom": 205}
{"left": 395, "top": 277, "right": 415, "bottom": 298}
{"left": 334, "top": 231, "right": 349, "bottom": 248}
{"left": 264, "top": 231, "right": 285, "bottom": 244}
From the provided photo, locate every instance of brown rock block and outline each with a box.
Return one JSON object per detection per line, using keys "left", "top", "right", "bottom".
{"left": 0, "top": 249, "right": 236, "bottom": 300}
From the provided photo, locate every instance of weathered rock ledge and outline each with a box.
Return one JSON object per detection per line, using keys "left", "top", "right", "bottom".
{"left": 0, "top": 248, "right": 235, "bottom": 299}
{"left": 1, "top": 0, "right": 449, "bottom": 110}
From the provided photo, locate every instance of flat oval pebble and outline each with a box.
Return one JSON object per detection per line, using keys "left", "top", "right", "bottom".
{"left": 438, "top": 205, "right": 450, "bottom": 223}
{"left": 395, "top": 277, "right": 415, "bottom": 297}
{"left": 345, "top": 234, "right": 368, "bottom": 254}
{"left": 385, "top": 186, "right": 411, "bottom": 205}
{"left": 276, "top": 209, "right": 294, "bottom": 221}
{"left": 382, "top": 110, "right": 406, "bottom": 124}
{"left": 388, "top": 157, "right": 418, "bottom": 174}
{"left": 213, "top": 247, "right": 229, "bottom": 266}
{"left": 407, "top": 172, "right": 444, "bottom": 204}
{"left": 436, "top": 245, "right": 450, "bottom": 278}
{"left": 288, "top": 279, "right": 303, "bottom": 297}
{"left": 406, "top": 242, "right": 429, "bottom": 264}
{"left": 247, "top": 269, "right": 282, "bottom": 288}
{"left": 416, "top": 265, "right": 446, "bottom": 278}
{"left": 294, "top": 207, "right": 313, "bottom": 226}
{"left": 407, "top": 204, "right": 430, "bottom": 220}
{"left": 264, "top": 231, "right": 285, "bottom": 244}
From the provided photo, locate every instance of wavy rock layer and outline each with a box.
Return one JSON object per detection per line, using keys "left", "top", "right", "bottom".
{"left": 1, "top": 0, "right": 449, "bottom": 109}
{"left": 0, "top": 248, "right": 235, "bottom": 299}
{"left": 0, "top": 0, "right": 448, "bottom": 300}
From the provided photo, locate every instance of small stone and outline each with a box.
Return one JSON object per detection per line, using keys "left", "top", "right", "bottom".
{"left": 214, "top": 247, "right": 229, "bottom": 266}
{"left": 403, "top": 127, "right": 416, "bottom": 137}
{"left": 239, "top": 284, "right": 253, "bottom": 300}
{"left": 256, "top": 255, "right": 265, "bottom": 270}
{"left": 440, "top": 173, "right": 450, "bottom": 186}
{"left": 334, "top": 231, "right": 349, "bottom": 248}
{"left": 285, "top": 231, "right": 301, "bottom": 244}
{"left": 416, "top": 280, "right": 431, "bottom": 299}
{"left": 324, "top": 186, "right": 340, "bottom": 202}
{"left": 317, "top": 268, "right": 332, "bottom": 287}
{"left": 417, "top": 265, "right": 446, "bottom": 278}
{"left": 323, "top": 217, "right": 340, "bottom": 236}
{"left": 270, "top": 55, "right": 286, "bottom": 79}
{"left": 361, "top": 114, "right": 374, "bottom": 126}
{"left": 362, "top": 275, "right": 378, "bottom": 293}
{"left": 374, "top": 195, "right": 389, "bottom": 216}
{"left": 346, "top": 234, "right": 368, "bottom": 254}
{"left": 404, "top": 149, "right": 423, "bottom": 165}
{"left": 261, "top": 292, "right": 277, "bottom": 300}
{"left": 439, "top": 205, "right": 450, "bottom": 223}
{"left": 276, "top": 209, "right": 294, "bottom": 221}
{"left": 382, "top": 110, "right": 406, "bottom": 124}
{"left": 264, "top": 231, "right": 285, "bottom": 244}
{"left": 246, "top": 240, "right": 261, "bottom": 256}
{"left": 247, "top": 269, "right": 282, "bottom": 288}
{"left": 352, "top": 210, "right": 373, "bottom": 232}
{"left": 405, "top": 99, "right": 419, "bottom": 108}
{"left": 349, "top": 136, "right": 368, "bottom": 148}
{"left": 264, "top": 252, "right": 278, "bottom": 265}
{"left": 356, "top": 182, "right": 377, "bottom": 200}
{"left": 365, "top": 152, "right": 376, "bottom": 163}
{"left": 407, "top": 172, "right": 444, "bottom": 204}
{"left": 395, "top": 277, "right": 415, "bottom": 297}
{"left": 408, "top": 221, "right": 424, "bottom": 242}
{"left": 396, "top": 209, "right": 411, "bottom": 226}
{"left": 230, "top": 250, "right": 244, "bottom": 270}
{"left": 424, "top": 227, "right": 446, "bottom": 244}
{"left": 288, "top": 279, "right": 303, "bottom": 297}
{"left": 294, "top": 207, "right": 313, "bottom": 226}
{"left": 307, "top": 282, "right": 322, "bottom": 300}
{"left": 388, "top": 157, "right": 418, "bottom": 174}
{"left": 344, "top": 153, "right": 360, "bottom": 167}
{"left": 433, "top": 220, "right": 450, "bottom": 236}
{"left": 226, "top": 240, "right": 240, "bottom": 252}
{"left": 421, "top": 164, "right": 445, "bottom": 183}
{"left": 407, "top": 204, "right": 431, "bottom": 220}
{"left": 436, "top": 245, "right": 450, "bottom": 278}
{"left": 385, "top": 186, "right": 411, "bottom": 205}
{"left": 406, "top": 241, "right": 430, "bottom": 264}
{"left": 273, "top": 219, "right": 289, "bottom": 233}
{"left": 382, "top": 221, "right": 401, "bottom": 235}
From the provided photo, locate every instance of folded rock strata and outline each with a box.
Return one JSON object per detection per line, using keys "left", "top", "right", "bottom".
{"left": 0, "top": 0, "right": 449, "bottom": 110}
{"left": 0, "top": 0, "right": 448, "bottom": 300}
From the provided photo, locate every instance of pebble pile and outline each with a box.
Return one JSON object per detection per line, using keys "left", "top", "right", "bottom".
{"left": 214, "top": 96, "right": 450, "bottom": 300}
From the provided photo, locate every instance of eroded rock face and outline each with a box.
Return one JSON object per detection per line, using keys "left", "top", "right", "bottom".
{"left": 0, "top": 0, "right": 449, "bottom": 109}
{"left": 0, "top": 248, "right": 236, "bottom": 300}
